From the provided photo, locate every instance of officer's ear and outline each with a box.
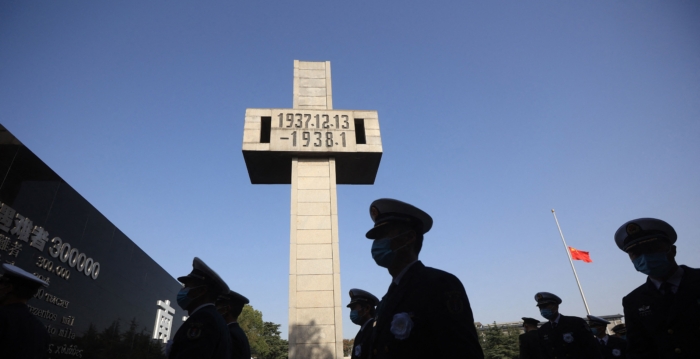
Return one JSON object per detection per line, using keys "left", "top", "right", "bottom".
{"left": 2, "top": 281, "right": 14, "bottom": 292}
{"left": 668, "top": 244, "right": 677, "bottom": 258}
{"left": 395, "top": 228, "right": 412, "bottom": 242}
{"left": 394, "top": 228, "right": 414, "bottom": 242}
{"left": 391, "top": 228, "right": 414, "bottom": 247}
{"left": 401, "top": 229, "right": 423, "bottom": 256}
{"left": 5, "top": 278, "right": 40, "bottom": 300}
{"left": 413, "top": 232, "right": 424, "bottom": 255}
{"left": 218, "top": 303, "right": 231, "bottom": 314}
{"left": 0, "top": 281, "right": 14, "bottom": 299}
{"left": 405, "top": 229, "right": 416, "bottom": 240}
{"left": 192, "top": 285, "right": 211, "bottom": 299}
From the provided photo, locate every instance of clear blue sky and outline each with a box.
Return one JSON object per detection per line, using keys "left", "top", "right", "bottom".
{"left": 2, "top": 0, "right": 699, "bottom": 339}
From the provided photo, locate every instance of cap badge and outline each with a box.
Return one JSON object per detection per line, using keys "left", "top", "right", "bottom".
{"left": 370, "top": 206, "right": 380, "bottom": 221}
{"left": 626, "top": 223, "right": 640, "bottom": 235}
{"left": 535, "top": 294, "right": 543, "bottom": 301}
{"left": 349, "top": 290, "right": 355, "bottom": 298}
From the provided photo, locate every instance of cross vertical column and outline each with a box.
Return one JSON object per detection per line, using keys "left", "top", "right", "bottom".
{"left": 241, "top": 59, "right": 382, "bottom": 359}
{"left": 289, "top": 61, "right": 344, "bottom": 359}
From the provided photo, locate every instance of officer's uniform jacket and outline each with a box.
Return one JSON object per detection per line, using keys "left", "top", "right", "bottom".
{"left": 170, "top": 304, "right": 232, "bottom": 359}
{"left": 519, "top": 330, "right": 542, "bottom": 359}
{"left": 0, "top": 303, "right": 50, "bottom": 359}
{"left": 368, "top": 261, "right": 483, "bottom": 359}
{"left": 537, "top": 314, "right": 602, "bottom": 359}
{"left": 622, "top": 265, "right": 700, "bottom": 358}
{"left": 227, "top": 322, "right": 251, "bottom": 359}
{"left": 352, "top": 318, "right": 375, "bottom": 359}
{"left": 596, "top": 336, "right": 626, "bottom": 359}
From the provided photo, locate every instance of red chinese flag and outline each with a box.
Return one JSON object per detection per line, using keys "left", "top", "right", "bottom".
{"left": 569, "top": 247, "right": 592, "bottom": 263}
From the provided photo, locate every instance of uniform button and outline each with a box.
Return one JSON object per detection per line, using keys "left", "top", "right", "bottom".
{"left": 675, "top": 348, "right": 681, "bottom": 354}
{"left": 668, "top": 329, "right": 674, "bottom": 334}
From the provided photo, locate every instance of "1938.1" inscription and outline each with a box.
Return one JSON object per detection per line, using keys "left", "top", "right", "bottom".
{"left": 281, "top": 131, "right": 348, "bottom": 148}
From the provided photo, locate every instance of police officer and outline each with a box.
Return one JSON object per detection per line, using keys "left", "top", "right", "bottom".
{"left": 534, "top": 292, "right": 601, "bottom": 359}
{"left": 610, "top": 324, "right": 626, "bottom": 340}
{"left": 587, "top": 315, "right": 626, "bottom": 359}
{"left": 347, "top": 288, "right": 378, "bottom": 359}
{"left": 519, "top": 317, "right": 542, "bottom": 359}
{"left": 0, "top": 264, "right": 50, "bottom": 359}
{"left": 169, "top": 257, "right": 232, "bottom": 359}
{"left": 216, "top": 290, "right": 251, "bottom": 359}
{"left": 364, "top": 198, "right": 483, "bottom": 359}
{"left": 615, "top": 218, "right": 700, "bottom": 357}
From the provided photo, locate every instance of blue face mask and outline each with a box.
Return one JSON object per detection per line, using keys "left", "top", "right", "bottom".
{"left": 177, "top": 286, "right": 204, "bottom": 310}
{"left": 371, "top": 232, "right": 412, "bottom": 268}
{"left": 350, "top": 310, "right": 363, "bottom": 325}
{"left": 620, "top": 335, "right": 626, "bottom": 340}
{"left": 371, "top": 239, "right": 395, "bottom": 268}
{"left": 633, "top": 252, "right": 671, "bottom": 277}
{"left": 540, "top": 308, "right": 556, "bottom": 320}
{"left": 591, "top": 328, "right": 599, "bottom": 335}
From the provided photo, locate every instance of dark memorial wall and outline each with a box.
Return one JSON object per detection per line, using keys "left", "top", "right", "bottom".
{"left": 0, "top": 125, "right": 183, "bottom": 359}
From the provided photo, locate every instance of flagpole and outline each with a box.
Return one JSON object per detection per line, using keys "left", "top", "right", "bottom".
{"left": 551, "top": 209, "right": 591, "bottom": 315}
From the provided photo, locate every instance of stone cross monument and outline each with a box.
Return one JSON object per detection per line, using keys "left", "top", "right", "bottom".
{"left": 242, "top": 60, "right": 382, "bottom": 358}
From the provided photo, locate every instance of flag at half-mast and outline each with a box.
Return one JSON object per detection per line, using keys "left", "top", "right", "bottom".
{"left": 568, "top": 247, "right": 592, "bottom": 263}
